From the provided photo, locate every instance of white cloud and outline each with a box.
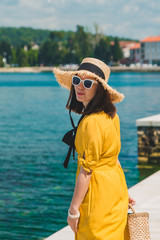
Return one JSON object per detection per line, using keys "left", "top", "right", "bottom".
{"left": 123, "top": 5, "right": 139, "bottom": 13}
{"left": 151, "top": 17, "right": 160, "bottom": 24}
{"left": 0, "top": 0, "right": 159, "bottom": 39}
{"left": 0, "top": 0, "right": 19, "bottom": 6}
{"left": 100, "top": 23, "right": 113, "bottom": 34}
{"left": 114, "top": 22, "right": 131, "bottom": 37}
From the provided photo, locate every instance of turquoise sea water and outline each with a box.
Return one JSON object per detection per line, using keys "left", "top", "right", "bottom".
{"left": 0, "top": 72, "right": 160, "bottom": 240}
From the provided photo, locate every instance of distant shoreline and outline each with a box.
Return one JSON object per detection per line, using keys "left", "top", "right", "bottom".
{"left": 0, "top": 66, "right": 160, "bottom": 73}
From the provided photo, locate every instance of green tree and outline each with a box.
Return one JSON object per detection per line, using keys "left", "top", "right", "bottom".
{"left": 74, "top": 25, "right": 93, "bottom": 63}
{"left": 0, "top": 27, "right": 50, "bottom": 46}
{"left": 49, "top": 31, "right": 70, "bottom": 64}
{"left": 111, "top": 37, "right": 123, "bottom": 63}
{"left": 0, "top": 40, "right": 12, "bottom": 63}
{"left": 63, "top": 32, "right": 79, "bottom": 64}
{"left": 49, "top": 31, "right": 65, "bottom": 42}
{"left": 38, "top": 39, "right": 59, "bottom": 66}
{"left": 94, "top": 37, "right": 111, "bottom": 64}
{"left": 15, "top": 46, "right": 28, "bottom": 66}
{"left": 93, "top": 23, "right": 104, "bottom": 46}
{"left": 0, "top": 55, "right": 3, "bottom": 67}
{"left": 27, "top": 49, "right": 38, "bottom": 66}
{"left": 11, "top": 48, "right": 17, "bottom": 66}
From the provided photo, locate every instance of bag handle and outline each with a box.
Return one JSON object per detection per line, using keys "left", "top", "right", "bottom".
{"left": 128, "top": 203, "right": 136, "bottom": 214}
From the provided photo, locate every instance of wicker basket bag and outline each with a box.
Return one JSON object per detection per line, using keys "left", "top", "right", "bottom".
{"left": 125, "top": 204, "right": 151, "bottom": 240}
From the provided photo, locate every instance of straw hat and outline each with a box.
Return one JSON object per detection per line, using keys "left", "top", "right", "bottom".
{"left": 53, "top": 57, "right": 124, "bottom": 103}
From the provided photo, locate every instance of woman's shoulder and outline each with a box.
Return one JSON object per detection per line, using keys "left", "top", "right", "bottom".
{"left": 81, "top": 111, "right": 119, "bottom": 127}
{"left": 86, "top": 111, "right": 119, "bottom": 120}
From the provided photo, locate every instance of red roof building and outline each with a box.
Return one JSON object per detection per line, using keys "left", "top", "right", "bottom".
{"left": 141, "top": 36, "right": 160, "bottom": 43}
{"left": 140, "top": 36, "right": 160, "bottom": 64}
{"left": 130, "top": 43, "right": 141, "bottom": 63}
{"left": 110, "top": 40, "right": 137, "bottom": 64}
{"left": 130, "top": 43, "right": 141, "bottom": 50}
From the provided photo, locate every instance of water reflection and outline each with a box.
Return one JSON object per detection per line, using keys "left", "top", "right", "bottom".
{"left": 137, "top": 162, "right": 160, "bottom": 182}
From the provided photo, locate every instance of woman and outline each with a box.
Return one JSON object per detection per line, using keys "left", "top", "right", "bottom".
{"left": 53, "top": 58, "right": 135, "bottom": 240}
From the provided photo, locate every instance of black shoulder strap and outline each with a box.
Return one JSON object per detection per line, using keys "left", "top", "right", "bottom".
{"left": 62, "top": 110, "right": 85, "bottom": 168}
{"left": 69, "top": 109, "right": 76, "bottom": 129}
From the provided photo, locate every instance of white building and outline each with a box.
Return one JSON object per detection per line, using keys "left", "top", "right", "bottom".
{"left": 140, "top": 36, "right": 160, "bottom": 65}
{"left": 117, "top": 41, "right": 137, "bottom": 65}
{"left": 31, "top": 44, "right": 39, "bottom": 50}
{"left": 119, "top": 41, "right": 136, "bottom": 58}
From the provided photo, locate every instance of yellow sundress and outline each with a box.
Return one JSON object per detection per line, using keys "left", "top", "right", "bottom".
{"left": 74, "top": 111, "right": 129, "bottom": 240}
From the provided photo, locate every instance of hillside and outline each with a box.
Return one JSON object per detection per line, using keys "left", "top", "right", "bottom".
{"left": 0, "top": 27, "right": 51, "bottom": 46}
{"left": 0, "top": 27, "right": 137, "bottom": 47}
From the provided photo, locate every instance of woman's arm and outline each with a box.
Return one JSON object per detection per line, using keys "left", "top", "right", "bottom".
{"left": 117, "top": 158, "right": 122, "bottom": 167}
{"left": 67, "top": 166, "right": 92, "bottom": 233}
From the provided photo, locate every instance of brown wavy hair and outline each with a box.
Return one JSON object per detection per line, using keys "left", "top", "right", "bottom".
{"left": 66, "top": 81, "right": 116, "bottom": 119}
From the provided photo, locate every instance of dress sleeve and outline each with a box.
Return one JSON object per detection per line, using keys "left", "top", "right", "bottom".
{"left": 77, "top": 116, "right": 103, "bottom": 172}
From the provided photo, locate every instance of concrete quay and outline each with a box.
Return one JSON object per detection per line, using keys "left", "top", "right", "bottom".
{"left": 44, "top": 170, "right": 160, "bottom": 240}
{"left": 0, "top": 66, "right": 54, "bottom": 73}
{"left": 136, "top": 114, "right": 160, "bottom": 163}
{"left": 136, "top": 114, "right": 160, "bottom": 127}
{"left": 1, "top": 66, "right": 160, "bottom": 73}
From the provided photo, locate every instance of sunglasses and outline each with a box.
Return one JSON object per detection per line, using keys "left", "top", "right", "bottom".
{"left": 72, "top": 75, "right": 98, "bottom": 89}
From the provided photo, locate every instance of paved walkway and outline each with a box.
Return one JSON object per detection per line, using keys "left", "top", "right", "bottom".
{"left": 136, "top": 113, "right": 160, "bottom": 126}
{"left": 129, "top": 170, "right": 160, "bottom": 239}
{"left": 45, "top": 170, "right": 160, "bottom": 240}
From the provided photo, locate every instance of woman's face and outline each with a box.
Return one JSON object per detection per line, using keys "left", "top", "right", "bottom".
{"left": 74, "top": 75, "right": 98, "bottom": 108}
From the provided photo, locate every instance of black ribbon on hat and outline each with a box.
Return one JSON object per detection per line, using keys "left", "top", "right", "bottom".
{"left": 78, "top": 62, "right": 105, "bottom": 80}
{"left": 62, "top": 109, "right": 85, "bottom": 168}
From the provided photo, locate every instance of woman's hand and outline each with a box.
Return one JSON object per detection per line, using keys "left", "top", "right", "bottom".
{"left": 129, "top": 195, "right": 136, "bottom": 207}
{"left": 67, "top": 215, "right": 79, "bottom": 233}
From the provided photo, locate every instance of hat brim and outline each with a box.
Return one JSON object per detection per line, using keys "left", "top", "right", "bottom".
{"left": 53, "top": 67, "right": 124, "bottom": 103}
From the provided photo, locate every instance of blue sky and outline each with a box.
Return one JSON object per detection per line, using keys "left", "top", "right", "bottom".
{"left": 0, "top": 0, "right": 159, "bottom": 40}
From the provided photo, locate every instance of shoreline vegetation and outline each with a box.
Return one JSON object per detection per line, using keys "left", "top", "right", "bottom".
{"left": 1, "top": 27, "right": 159, "bottom": 71}
{"left": 0, "top": 66, "right": 160, "bottom": 73}
{"left": 0, "top": 26, "right": 136, "bottom": 68}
